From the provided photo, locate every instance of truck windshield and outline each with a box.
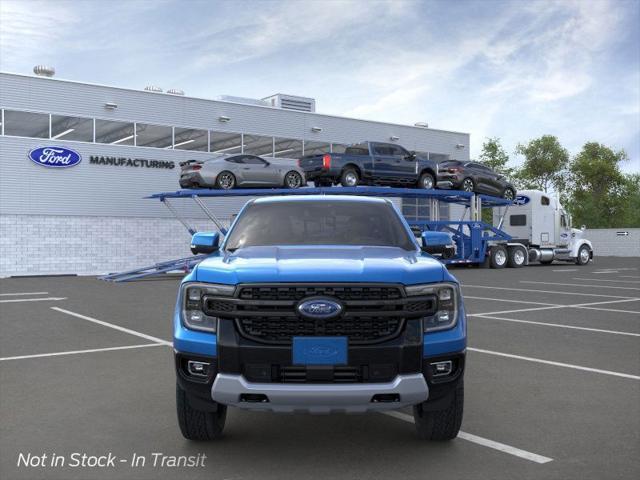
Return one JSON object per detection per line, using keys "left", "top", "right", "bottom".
{"left": 225, "top": 200, "right": 416, "bottom": 251}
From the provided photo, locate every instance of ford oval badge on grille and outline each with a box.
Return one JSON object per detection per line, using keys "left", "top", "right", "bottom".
{"left": 297, "top": 298, "right": 343, "bottom": 319}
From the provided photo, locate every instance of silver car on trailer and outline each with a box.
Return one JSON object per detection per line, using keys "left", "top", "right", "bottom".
{"left": 179, "top": 154, "right": 306, "bottom": 189}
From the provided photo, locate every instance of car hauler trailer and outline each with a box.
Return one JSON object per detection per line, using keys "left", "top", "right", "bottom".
{"left": 100, "top": 186, "right": 593, "bottom": 282}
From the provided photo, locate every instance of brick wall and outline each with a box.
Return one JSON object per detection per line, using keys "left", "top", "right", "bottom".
{"left": 0, "top": 215, "right": 229, "bottom": 277}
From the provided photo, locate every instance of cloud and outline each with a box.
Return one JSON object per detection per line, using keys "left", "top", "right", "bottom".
{"left": 0, "top": 0, "right": 78, "bottom": 68}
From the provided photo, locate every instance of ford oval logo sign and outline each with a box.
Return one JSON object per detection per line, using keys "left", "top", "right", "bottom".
{"left": 297, "top": 298, "right": 343, "bottom": 319}
{"left": 514, "top": 195, "right": 530, "bottom": 206}
{"left": 28, "top": 146, "right": 82, "bottom": 168}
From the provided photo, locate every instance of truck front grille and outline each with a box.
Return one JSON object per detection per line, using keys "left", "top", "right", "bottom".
{"left": 203, "top": 283, "right": 436, "bottom": 345}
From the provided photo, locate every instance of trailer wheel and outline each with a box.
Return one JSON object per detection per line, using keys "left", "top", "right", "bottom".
{"left": 507, "top": 246, "right": 526, "bottom": 268}
{"left": 576, "top": 245, "right": 591, "bottom": 265}
{"left": 489, "top": 245, "right": 508, "bottom": 269}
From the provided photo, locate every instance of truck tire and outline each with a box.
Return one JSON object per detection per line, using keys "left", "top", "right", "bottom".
{"left": 340, "top": 168, "right": 359, "bottom": 187}
{"left": 503, "top": 187, "right": 516, "bottom": 201}
{"left": 418, "top": 172, "right": 435, "bottom": 190}
{"left": 507, "top": 246, "right": 526, "bottom": 268}
{"left": 576, "top": 245, "right": 591, "bottom": 265}
{"left": 489, "top": 245, "right": 508, "bottom": 269}
{"left": 176, "top": 383, "right": 226, "bottom": 441}
{"left": 413, "top": 381, "right": 464, "bottom": 441}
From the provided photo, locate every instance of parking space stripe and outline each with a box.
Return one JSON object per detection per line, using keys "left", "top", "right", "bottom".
{"left": 521, "top": 281, "right": 640, "bottom": 291}
{"left": 462, "top": 284, "right": 638, "bottom": 299}
{"left": 463, "top": 296, "right": 558, "bottom": 306}
{"left": 381, "top": 411, "right": 553, "bottom": 464}
{"left": 0, "top": 343, "right": 165, "bottom": 361}
{"left": 0, "top": 292, "right": 49, "bottom": 296}
{"left": 572, "top": 278, "right": 640, "bottom": 284}
{"left": 468, "top": 347, "right": 640, "bottom": 380}
{"left": 0, "top": 297, "right": 66, "bottom": 303}
{"left": 51, "top": 307, "right": 173, "bottom": 346}
{"left": 552, "top": 269, "right": 578, "bottom": 272}
{"left": 470, "top": 298, "right": 640, "bottom": 317}
{"left": 470, "top": 314, "right": 640, "bottom": 337}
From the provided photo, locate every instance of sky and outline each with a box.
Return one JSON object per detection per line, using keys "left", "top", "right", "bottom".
{"left": 1, "top": 0, "right": 638, "bottom": 172}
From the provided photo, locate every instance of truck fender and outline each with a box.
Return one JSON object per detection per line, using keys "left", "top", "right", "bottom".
{"left": 342, "top": 163, "right": 362, "bottom": 177}
{"left": 571, "top": 239, "right": 593, "bottom": 258}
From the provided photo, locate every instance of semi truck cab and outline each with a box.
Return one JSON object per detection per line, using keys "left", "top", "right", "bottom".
{"left": 494, "top": 190, "right": 593, "bottom": 265}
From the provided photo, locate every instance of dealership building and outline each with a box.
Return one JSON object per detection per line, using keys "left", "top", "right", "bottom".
{"left": 0, "top": 70, "right": 470, "bottom": 277}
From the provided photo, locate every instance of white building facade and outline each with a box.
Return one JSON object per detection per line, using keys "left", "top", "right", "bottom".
{"left": 0, "top": 72, "right": 470, "bottom": 276}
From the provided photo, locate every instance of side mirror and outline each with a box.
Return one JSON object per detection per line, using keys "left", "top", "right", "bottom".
{"left": 421, "top": 231, "right": 456, "bottom": 259}
{"left": 581, "top": 225, "right": 586, "bottom": 231}
{"left": 190, "top": 232, "right": 220, "bottom": 255}
{"left": 405, "top": 151, "right": 416, "bottom": 160}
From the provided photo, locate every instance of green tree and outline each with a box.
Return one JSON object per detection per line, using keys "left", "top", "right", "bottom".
{"left": 479, "top": 137, "right": 513, "bottom": 176}
{"left": 566, "top": 142, "right": 637, "bottom": 228}
{"left": 515, "top": 135, "right": 569, "bottom": 193}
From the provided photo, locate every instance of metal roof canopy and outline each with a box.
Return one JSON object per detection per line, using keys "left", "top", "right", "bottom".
{"left": 146, "top": 186, "right": 513, "bottom": 207}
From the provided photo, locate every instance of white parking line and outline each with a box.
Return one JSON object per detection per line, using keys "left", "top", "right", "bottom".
{"left": 573, "top": 278, "right": 640, "bottom": 284}
{"left": 0, "top": 343, "right": 165, "bottom": 361}
{"left": 468, "top": 347, "right": 640, "bottom": 380}
{"left": 552, "top": 269, "right": 578, "bottom": 272}
{"left": 0, "top": 292, "right": 49, "bottom": 296}
{"left": 463, "top": 296, "right": 558, "bottom": 306}
{"left": 620, "top": 275, "right": 640, "bottom": 279}
{"left": 470, "top": 298, "right": 640, "bottom": 317}
{"left": 0, "top": 297, "right": 67, "bottom": 303}
{"left": 470, "top": 315, "right": 640, "bottom": 337}
{"left": 462, "top": 284, "right": 638, "bottom": 299}
{"left": 381, "top": 411, "right": 553, "bottom": 464}
{"left": 521, "top": 281, "right": 640, "bottom": 291}
{"left": 51, "top": 307, "right": 173, "bottom": 346}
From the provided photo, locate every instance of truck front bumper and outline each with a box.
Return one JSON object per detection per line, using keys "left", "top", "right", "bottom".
{"left": 211, "top": 373, "right": 428, "bottom": 413}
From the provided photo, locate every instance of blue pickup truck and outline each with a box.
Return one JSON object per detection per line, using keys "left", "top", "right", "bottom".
{"left": 174, "top": 195, "right": 466, "bottom": 441}
{"left": 299, "top": 141, "right": 441, "bottom": 189}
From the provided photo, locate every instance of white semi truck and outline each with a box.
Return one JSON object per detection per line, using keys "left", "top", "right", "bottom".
{"left": 491, "top": 190, "right": 593, "bottom": 267}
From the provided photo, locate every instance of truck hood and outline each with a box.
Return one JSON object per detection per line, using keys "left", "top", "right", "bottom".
{"left": 194, "top": 246, "right": 446, "bottom": 284}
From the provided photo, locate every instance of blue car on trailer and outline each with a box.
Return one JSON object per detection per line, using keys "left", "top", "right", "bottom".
{"left": 173, "top": 194, "right": 466, "bottom": 441}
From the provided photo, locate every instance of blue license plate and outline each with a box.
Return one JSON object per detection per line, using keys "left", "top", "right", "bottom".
{"left": 292, "top": 337, "right": 348, "bottom": 365}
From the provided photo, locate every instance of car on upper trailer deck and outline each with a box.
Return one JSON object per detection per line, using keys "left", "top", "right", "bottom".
{"left": 437, "top": 160, "right": 516, "bottom": 200}
{"left": 299, "top": 141, "right": 442, "bottom": 189}
{"left": 179, "top": 154, "right": 306, "bottom": 190}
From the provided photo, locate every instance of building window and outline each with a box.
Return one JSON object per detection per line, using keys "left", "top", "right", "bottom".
{"left": 3, "top": 110, "right": 49, "bottom": 138}
{"left": 210, "top": 131, "right": 243, "bottom": 154}
{"left": 135, "top": 123, "right": 172, "bottom": 149}
{"left": 244, "top": 134, "right": 274, "bottom": 156}
{"left": 274, "top": 137, "right": 303, "bottom": 159}
{"left": 51, "top": 114, "right": 94, "bottom": 142}
{"left": 173, "top": 127, "right": 208, "bottom": 151}
{"left": 95, "top": 119, "right": 135, "bottom": 145}
{"left": 303, "top": 140, "right": 331, "bottom": 156}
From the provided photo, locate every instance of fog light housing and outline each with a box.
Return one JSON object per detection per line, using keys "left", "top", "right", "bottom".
{"left": 431, "top": 360, "right": 453, "bottom": 377}
{"left": 187, "top": 360, "right": 210, "bottom": 377}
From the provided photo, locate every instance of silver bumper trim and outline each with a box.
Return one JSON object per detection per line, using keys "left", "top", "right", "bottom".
{"left": 211, "top": 373, "right": 429, "bottom": 414}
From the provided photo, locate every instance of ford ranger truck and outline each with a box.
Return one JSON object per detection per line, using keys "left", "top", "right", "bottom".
{"left": 174, "top": 196, "right": 466, "bottom": 441}
{"left": 298, "top": 141, "right": 442, "bottom": 189}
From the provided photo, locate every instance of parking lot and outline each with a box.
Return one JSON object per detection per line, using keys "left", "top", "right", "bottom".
{"left": 1, "top": 256, "right": 639, "bottom": 480}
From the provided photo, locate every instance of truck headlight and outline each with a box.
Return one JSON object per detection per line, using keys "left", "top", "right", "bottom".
{"left": 406, "top": 282, "right": 459, "bottom": 332}
{"left": 181, "top": 283, "right": 235, "bottom": 333}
